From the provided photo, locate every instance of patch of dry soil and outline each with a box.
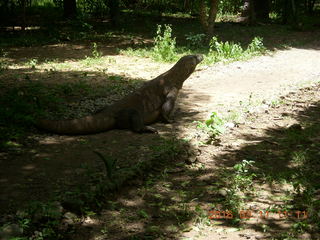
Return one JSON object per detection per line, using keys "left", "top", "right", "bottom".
{"left": 179, "top": 47, "right": 320, "bottom": 123}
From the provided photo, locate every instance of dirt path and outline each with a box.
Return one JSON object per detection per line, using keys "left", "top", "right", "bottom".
{"left": 179, "top": 46, "right": 320, "bottom": 121}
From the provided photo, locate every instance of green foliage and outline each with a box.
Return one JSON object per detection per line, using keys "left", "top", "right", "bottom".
{"left": 1, "top": 201, "right": 65, "bottom": 240}
{"left": 217, "top": 160, "right": 256, "bottom": 219}
{"left": 123, "top": 25, "right": 268, "bottom": 65}
{"left": 81, "top": 56, "right": 104, "bottom": 66}
{"left": 0, "top": 49, "right": 8, "bottom": 72}
{"left": 292, "top": 221, "right": 310, "bottom": 233}
{"left": 233, "top": 160, "right": 256, "bottom": 190}
{"left": 138, "top": 209, "right": 150, "bottom": 219}
{"left": 91, "top": 42, "right": 102, "bottom": 58}
{"left": 122, "top": 24, "right": 180, "bottom": 62}
{"left": 196, "top": 112, "right": 225, "bottom": 140}
{"left": 39, "top": 201, "right": 62, "bottom": 217}
{"left": 270, "top": 98, "right": 286, "bottom": 107}
{"left": 153, "top": 24, "right": 177, "bottom": 62}
{"left": 77, "top": 0, "right": 109, "bottom": 17}
{"left": 185, "top": 33, "right": 206, "bottom": 49}
{"left": 205, "top": 36, "right": 267, "bottom": 65}
{"left": 120, "top": 47, "right": 151, "bottom": 58}
{"left": 247, "top": 37, "right": 266, "bottom": 54}
{"left": 207, "top": 36, "right": 244, "bottom": 63}
{"left": 218, "top": 0, "right": 243, "bottom": 15}
{"left": 27, "top": 58, "right": 38, "bottom": 69}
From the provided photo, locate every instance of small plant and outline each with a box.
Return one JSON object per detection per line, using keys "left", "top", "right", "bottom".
{"left": 233, "top": 160, "right": 256, "bottom": 191}
{"left": 225, "top": 109, "right": 242, "bottom": 124}
{"left": 92, "top": 42, "right": 102, "bottom": 58}
{"left": 93, "top": 151, "right": 117, "bottom": 182}
{"left": 120, "top": 25, "right": 179, "bottom": 61}
{"left": 292, "top": 221, "right": 310, "bottom": 233}
{"left": 138, "top": 209, "right": 150, "bottom": 219}
{"left": 196, "top": 112, "right": 225, "bottom": 141}
{"left": 82, "top": 22, "right": 93, "bottom": 31}
{"left": 27, "top": 58, "right": 38, "bottom": 69}
{"left": 153, "top": 24, "right": 177, "bottom": 62}
{"left": 194, "top": 204, "right": 211, "bottom": 228}
{"left": 246, "top": 37, "right": 266, "bottom": 54}
{"left": 185, "top": 33, "right": 206, "bottom": 48}
{"left": 0, "top": 49, "right": 8, "bottom": 72}
{"left": 2, "top": 201, "right": 66, "bottom": 240}
{"left": 271, "top": 99, "right": 281, "bottom": 107}
{"left": 291, "top": 150, "right": 307, "bottom": 165}
{"left": 208, "top": 36, "right": 244, "bottom": 62}
{"left": 205, "top": 36, "right": 266, "bottom": 65}
{"left": 218, "top": 160, "right": 256, "bottom": 219}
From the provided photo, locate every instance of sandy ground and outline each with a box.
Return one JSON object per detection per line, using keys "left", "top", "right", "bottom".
{"left": 180, "top": 46, "right": 320, "bottom": 121}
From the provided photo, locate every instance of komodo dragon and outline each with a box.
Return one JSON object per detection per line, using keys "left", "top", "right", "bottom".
{"left": 36, "top": 54, "right": 203, "bottom": 134}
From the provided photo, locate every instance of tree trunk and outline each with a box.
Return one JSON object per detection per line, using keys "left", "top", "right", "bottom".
{"left": 239, "top": 0, "right": 256, "bottom": 24}
{"left": 254, "top": 0, "right": 270, "bottom": 22}
{"left": 207, "top": 0, "right": 219, "bottom": 38}
{"left": 63, "top": 0, "right": 76, "bottom": 19}
{"left": 306, "top": 0, "right": 315, "bottom": 14}
{"left": 22, "top": 0, "right": 26, "bottom": 30}
{"left": 239, "top": 0, "right": 270, "bottom": 24}
{"left": 199, "top": 0, "right": 219, "bottom": 39}
{"left": 199, "top": 0, "right": 208, "bottom": 30}
{"left": 282, "top": 0, "right": 299, "bottom": 26}
{"left": 184, "top": 0, "right": 191, "bottom": 12}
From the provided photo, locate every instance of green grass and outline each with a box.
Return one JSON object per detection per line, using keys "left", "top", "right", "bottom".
{"left": 203, "top": 36, "right": 266, "bottom": 65}
{"left": 121, "top": 24, "right": 267, "bottom": 65}
{"left": 0, "top": 52, "right": 8, "bottom": 72}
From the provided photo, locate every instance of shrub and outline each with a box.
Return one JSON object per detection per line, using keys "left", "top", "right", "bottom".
{"left": 152, "top": 24, "right": 177, "bottom": 62}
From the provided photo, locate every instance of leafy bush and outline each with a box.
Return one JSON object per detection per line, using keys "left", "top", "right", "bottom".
{"left": 123, "top": 27, "right": 266, "bottom": 65}
{"left": 205, "top": 36, "right": 266, "bottom": 65}
{"left": 196, "top": 112, "right": 225, "bottom": 140}
{"left": 209, "top": 36, "right": 244, "bottom": 62}
{"left": 91, "top": 42, "right": 102, "bottom": 58}
{"left": 218, "top": 0, "right": 243, "bottom": 14}
{"left": 152, "top": 24, "right": 177, "bottom": 62}
{"left": 121, "top": 24, "right": 178, "bottom": 62}
{"left": 185, "top": 33, "right": 206, "bottom": 48}
{"left": 27, "top": 58, "right": 38, "bottom": 69}
{"left": 0, "top": 49, "right": 8, "bottom": 72}
{"left": 247, "top": 36, "right": 266, "bottom": 54}
{"left": 233, "top": 159, "right": 256, "bottom": 190}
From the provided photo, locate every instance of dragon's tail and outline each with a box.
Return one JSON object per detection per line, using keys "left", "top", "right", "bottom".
{"left": 36, "top": 114, "right": 116, "bottom": 135}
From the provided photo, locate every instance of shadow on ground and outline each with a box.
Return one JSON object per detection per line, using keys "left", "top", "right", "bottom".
{"left": 63, "top": 84, "right": 320, "bottom": 240}
{"left": 2, "top": 11, "right": 320, "bottom": 66}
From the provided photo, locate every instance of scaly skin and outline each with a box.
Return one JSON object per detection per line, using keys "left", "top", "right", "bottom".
{"left": 36, "top": 54, "right": 203, "bottom": 135}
